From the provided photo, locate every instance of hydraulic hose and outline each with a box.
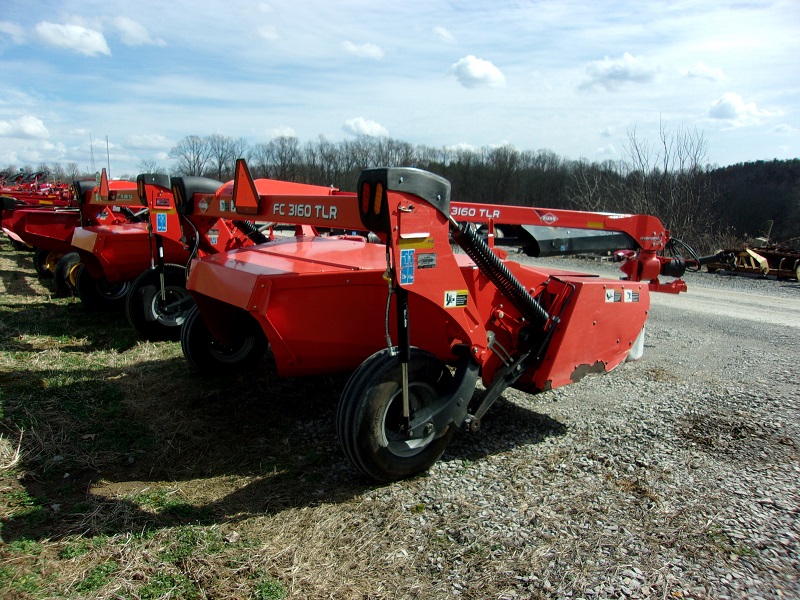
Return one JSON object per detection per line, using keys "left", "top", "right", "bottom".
{"left": 232, "top": 220, "right": 270, "bottom": 244}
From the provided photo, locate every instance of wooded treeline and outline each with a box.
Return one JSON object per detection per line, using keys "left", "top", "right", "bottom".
{"left": 7, "top": 130, "right": 799, "bottom": 253}
{"left": 167, "top": 131, "right": 800, "bottom": 253}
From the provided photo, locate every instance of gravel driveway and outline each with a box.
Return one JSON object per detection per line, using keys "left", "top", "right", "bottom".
{"left": 361, "top": 256, "right": 799, "bottom": 599}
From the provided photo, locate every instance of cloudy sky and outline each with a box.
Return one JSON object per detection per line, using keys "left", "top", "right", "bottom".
{"left": 1, "top": 0, "right": 797, "bottom": 178}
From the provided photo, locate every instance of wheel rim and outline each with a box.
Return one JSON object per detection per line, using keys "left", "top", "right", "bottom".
{"left": 148, "top": 288, "right": 193, "bottom": 327}
{"left": 208, "top": 335, "right": 256, "bottom": 364}
{"left": 378, "top": 382, "right": 439, "bottom": 457}
{"left": 96, "top": 280, "right": 131, "bottom": 301}
{"left": 44, "top": 253, "right": 61, "bottom": 274}
{"left": 67, "top": 263, "right": 81, "bottom": 287}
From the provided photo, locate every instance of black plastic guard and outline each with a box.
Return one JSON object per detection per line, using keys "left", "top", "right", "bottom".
{"left": 357, "top": 167, "right": 451, "bottom": 233}
{"left": 171, "top": 176, "right": 223, "bottom": 215}
{"left": 136, "top": 173, "right": 171, "bottom": 207}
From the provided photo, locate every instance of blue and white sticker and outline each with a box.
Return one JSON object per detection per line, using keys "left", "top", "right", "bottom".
{"left": 156, "top": 212, "right": 167, "bottom": 233}
{"left": 400, "top": 248, "right": 415, "bottom": 285}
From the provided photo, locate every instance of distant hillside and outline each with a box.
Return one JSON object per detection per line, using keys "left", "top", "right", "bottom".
{"left": 709, "top": 159, "right": 800, "bottom": 246}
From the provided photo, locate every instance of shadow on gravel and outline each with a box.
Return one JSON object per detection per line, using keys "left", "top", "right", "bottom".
{"left": 1, "top": 352, "right": 567, "bottom": 543}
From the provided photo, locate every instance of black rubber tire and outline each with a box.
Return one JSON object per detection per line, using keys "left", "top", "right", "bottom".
{"left": 53, "top": 252, "right": 80, "bottom": 297}
{"left": 180, "top": 305, "right": 267, "bottom": 375}
{"left": 33, "top": 248, "right": 56, "bottom": 279}
{"left": 125, "top": 265, "right": 194, "bottom": 341}
{"left": 336, "top": 348, "right": 454, "bottom": 482}
{"left": 75, "top": 264, "right": 131, "bottom": 310}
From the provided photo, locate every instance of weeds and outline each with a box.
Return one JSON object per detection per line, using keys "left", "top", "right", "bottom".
{"left": 1, "top": 241, "right": 770, "bottom": 598}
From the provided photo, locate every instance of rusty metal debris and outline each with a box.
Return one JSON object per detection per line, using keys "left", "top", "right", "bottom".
{"left": 706, "top": 245, "right": 800, "bottom": 281}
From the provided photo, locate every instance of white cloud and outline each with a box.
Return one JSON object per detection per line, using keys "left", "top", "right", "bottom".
{"left": 686, "top": 61, "right": 725, "bottom": 82}
{"left": 34, "top": 22, "right": 111, "bottom": 57}
{"left": 772, "top": 124, "right": 797, "bottom": 135}
{"left": 433, "top": 26, "right": 455, "bottom": 43}
{"left": 125, "top": 133, "right": 170, "bottom": 150}
{"left": 580, "top": 52, "right": 657, "bottom": 91}
{"left": 68, "top": 127, "right": 91, "bottom": 137}
{"left": 257, "top": 25, "right": 280, "bottom": 41}
{"left": 449, "top": 55, "right": 505, "bottom": 89}
{"left": 446, "top": 143, "right": 477, "bottom": 153}
{"left": 343, "top": 117, "right": 388, "bottom": 137}
{"left": 0, "top": 21, "right": 26, "bottom": 44}
{"left": 595, "top": 144, "right": 617, "bottom": 157}
{"left": 599, "top": 126, "right": 615, "bottom": 138}
{"left": 0, "top": 115, "right": 50, "bottom": 139}
{"left": 111, "top": 17, "right": 165, "bottom": 47}
{"left": 708, "top": 92, "right": 780, "bottom": 126}
{"left": 268, "top": 126, "right": 296, "bottom": 138}
{"left": 343, "top": 41, "right": 384, "bottom": 60}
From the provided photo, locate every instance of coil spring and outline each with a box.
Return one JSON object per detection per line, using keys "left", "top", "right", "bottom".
{"left": 232, "top": 220, "right": 270, "bottom": 244}
{"left": 451, "top": 222, "right": 550, "bottom": 328}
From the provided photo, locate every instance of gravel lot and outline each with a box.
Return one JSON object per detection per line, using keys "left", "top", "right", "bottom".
{"left": 353, "top": 256, "right": 799, "bottom": 599}
{"left": 1, "top": 248, "right": 797, "bottom": 599}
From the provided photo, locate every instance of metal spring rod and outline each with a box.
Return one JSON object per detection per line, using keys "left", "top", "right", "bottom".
{"left": 448, "top": 216, "right": 550, "bottom": 327}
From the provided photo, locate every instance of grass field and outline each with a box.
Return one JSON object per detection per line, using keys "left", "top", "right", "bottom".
{"left": 0, "top": 242, "right": 408, "bottom": 599}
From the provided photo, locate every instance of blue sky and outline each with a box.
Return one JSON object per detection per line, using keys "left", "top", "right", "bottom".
{"left": 1, "top": 0, "right": 798, "bottom": 178}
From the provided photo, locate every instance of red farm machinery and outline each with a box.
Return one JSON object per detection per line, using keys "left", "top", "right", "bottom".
{"left": 0, "top": 171, "right": 73, "bottom": 210}
{"left": 62, "top": 170, "right": 316, "bottom": 340}
{"left": 2, "top": 177, "right": 148, "bottom": 292}
{"left": 177, "top": 160, "right": 693, "bottom": 482}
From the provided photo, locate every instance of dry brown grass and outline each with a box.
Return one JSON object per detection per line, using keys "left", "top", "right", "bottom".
{"left": 2, "top": 241, "right": 792, "bottom": 599}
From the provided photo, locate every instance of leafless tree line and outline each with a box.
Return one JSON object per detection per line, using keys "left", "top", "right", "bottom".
{"left": 10, "top": 125, "right": 787, "bottom": 253}
{"left": 567, "top": 122, "right": 722, "bottom": 249}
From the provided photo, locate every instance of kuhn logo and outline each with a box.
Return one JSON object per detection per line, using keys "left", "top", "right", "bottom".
{"left": 540, "top": 212, "right": 558, "bottom": 224}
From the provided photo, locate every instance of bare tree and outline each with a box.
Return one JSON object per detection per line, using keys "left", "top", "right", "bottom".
{"left": 373, "top": 138, "right": 415, "bottom": 167}
{"left": 301, "top": 136, "right": 345, "bottom": 187}
{"left": 50, "top": 162, "right": 67, "bottom": 182}
{"left": 567, "top": 123, "right": 718, "bottom": 249}
{"left": 207, "top": 134, "right": 248, "bottom": 181}
{"left": 66, "top": 162, "right": 82, "bottom": 181}
{"left": 169, "top": 135, "right": 212, "bottom": 176}
{"left": 621, "top": 122, "right": 717, "bottom": 245}
{"left": 138, "top": 158, "right": 165, "bottom": 174}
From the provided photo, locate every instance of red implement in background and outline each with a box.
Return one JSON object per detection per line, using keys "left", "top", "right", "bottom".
{"left": 2, "top": 177, "right": 147, "bottom": 292}
{"left": 181, "top": 160, "right": 692, "bottom": 482}
{"left": 0, "top": 171, "right": 73, "bottom": 208}
{"left": 122, "top": 172, "right": 316, "bottom": 340}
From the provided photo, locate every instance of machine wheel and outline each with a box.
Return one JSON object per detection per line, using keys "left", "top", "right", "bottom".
{"left": 126, "top": 265, "right": 194, "bottom": 341}
{"left": 75, "top": 264, "right": 131, "bottom": 310}
{"left": 53, "top": 252, "right": 80, "bottom": 297}
{"left": 33, "top": 248, "right": 56, "bottom": 279}
{"left": 336, "top": 348, "right": 454, "bottom": 482}
{"left": 180, "top": 305, "right": 267, "bottom": 374}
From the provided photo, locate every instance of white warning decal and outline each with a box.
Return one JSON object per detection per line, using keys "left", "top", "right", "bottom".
{"left": 624, "top": 289, "right": 640, "bottom": 303}
{"left": 444, "top": 290, "right": 469, "bottom": 308}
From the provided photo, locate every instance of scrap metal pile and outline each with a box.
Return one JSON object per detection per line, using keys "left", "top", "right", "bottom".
{"left": 706, "top": 244, "right": 800, "bottom": 281}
